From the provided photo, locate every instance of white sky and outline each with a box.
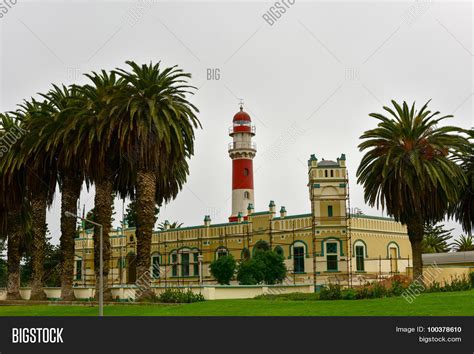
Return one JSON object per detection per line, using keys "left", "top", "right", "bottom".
{"left": 0, "top": 1, "right": 472, "bottom": 244}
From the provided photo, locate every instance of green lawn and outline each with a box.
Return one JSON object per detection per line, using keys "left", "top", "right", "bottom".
{"left": 0, "top": 290, "right": 472, "bottom": 316}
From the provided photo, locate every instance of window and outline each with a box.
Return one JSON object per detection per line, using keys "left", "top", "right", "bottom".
{"left": 326, "top": 242, "right": 338, "bottom": 271}
{"left": 172, "top": 253, "right": 178, "bottom": 276}
{"left": 275, "top": 246, "right": 284, "bottom": 258}
{"left": 328, "top": 205, "right": 333, "bottom": 217}
{"left": 193, "top": 252, "right": 199, "bottom": 276}
{"left": 293, "top": 246, "right": 305, "bottom": 273}
{"left": 325, "top": 170, "right": 328, "bottom": 177}
{"left": 129, "top": 236, "right": 134, "bottom": 242}
{"left": 326, "top": 242, "right": 337, "bottom": 254}
{"left": 355, "top": 246, "right": 364, "bottom": 271}
{"left": 151, "top": 255, "right": 160, "bottom": 279}
{"left": 75, "top": 260, "right": 82, "bottom": 280}
{"left": 217, "top": 247, "right": 228, "bottom": 259}
{"left": 327, "top": 255, "right": 338, "bottom": 271}
{"left": 330, "top": 170, "right": 334, "bottom": 177}
{"left": 244, "top": 191, "right": 250, "bottom": 199}
{"left": 243, "top": 168, "right": 249, "bottom": 176}
{"left": 182, "top": 253, "right": 190, "bottom": 277}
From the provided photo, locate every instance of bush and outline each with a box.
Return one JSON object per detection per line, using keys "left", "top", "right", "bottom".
{"left": 369, "top": 281, "right": 388, "bottom": 298}
{"left": 209, "top": 255, "right": 236, "bottom": 285}
{"left": 236, "top": 250, "right": 287, "bottom": 285}
{"left": 319, "top": 283, "right": 342, "bottom": 300}
{"left": 158, "top": 289, "right": 205, "bottom": 303}
{"left": 443, "top": 275, "right": 471, "bottom": 292}
{"left": 341, "top": 289, "right": 357, "bottom": 300}
{"left": 469, "top": 272, "right": 474, "bottom": 288}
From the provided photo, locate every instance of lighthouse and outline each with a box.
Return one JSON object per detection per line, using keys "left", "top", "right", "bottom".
{"left": 228, "top": 104, "right": 256, "bottom": 222}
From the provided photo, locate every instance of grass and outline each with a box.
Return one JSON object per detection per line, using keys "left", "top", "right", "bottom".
{"left": 0, "top": 290, "right": 472, "bottom": 316}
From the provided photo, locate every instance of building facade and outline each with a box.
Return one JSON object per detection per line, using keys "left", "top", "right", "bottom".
{"left": 74, "top": 107, "right": 412, "bottom": 287}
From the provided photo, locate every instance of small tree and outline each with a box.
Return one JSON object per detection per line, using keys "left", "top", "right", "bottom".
{"left": 209, "top": 255, "right": 236, "bottom": 285}
{"left": 237, "top": 250, "right": 287, "bottom": 285}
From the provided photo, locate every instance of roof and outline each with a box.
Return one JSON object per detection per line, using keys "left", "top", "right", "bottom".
{"left": 318, "top": 160, "right": 339, "bottom": 167}
{"left": 422, "top": 251, "right": 474, "bottom": 265}
{"left": 233, "top": 107, "right": 251, "bottom": 122}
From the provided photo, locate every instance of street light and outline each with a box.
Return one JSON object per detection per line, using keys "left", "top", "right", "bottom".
{"left": 65, "top": 211, "right": 104, "bottom": 317}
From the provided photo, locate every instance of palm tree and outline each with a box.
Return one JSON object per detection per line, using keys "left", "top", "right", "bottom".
{"left": 10, "top": 99, "right": 59, "bottom": 300}
{"left": 422, "top": 224, "right": 452, "bottom": 253}
{"left": 112, "top": 61, "right": 200, "bottom": 297}
{"left": 357, "top": 100, "right": 466, "bottom": 280}
{"left": 0, "top": 113, "right": 29, "bottom": 299}
{"left": 157, "top": 221, "right": 183, "bottom": 230}
{"left": 75, "top": 71, "right": 128, "bottom": 300}
{"left": 34, "top": 85, "right": 85, "bottom": 300}
{"left": 451, "top": 234, "right": 474, "bottom": 252}
{"left": 452, "top": 129, "right": 473, "bottom": 234}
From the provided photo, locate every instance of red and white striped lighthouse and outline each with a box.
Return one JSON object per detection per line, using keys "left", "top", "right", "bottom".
{"left": 228, "top": 104, "right": 256, "bottom": 222}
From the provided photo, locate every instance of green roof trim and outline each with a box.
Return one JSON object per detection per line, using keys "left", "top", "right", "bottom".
{"left": 250, "top": 211, "right": 273, "bottom": 216}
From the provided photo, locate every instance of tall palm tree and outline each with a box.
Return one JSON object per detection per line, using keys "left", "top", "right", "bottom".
{"left": 357, "top": 100, "right": 466, "bottom": 280}
{"left": 422, "top": 224, "right": 452, "bottom": 253}
{"left": 451, "top": 234, "right": 474, "bottom": 252}
{"left": 452, "top": 129, "right": 474, "bottom": 233}
{"left": 112, "top": 61, "right": 200, "bottom": 297}
{"left": 35, "top": 85, "right": 85, "bottom": 300}
{"left": 75, "top": 71, "right": 127, "bottom": 300}
{"left": 11, "top": 99, "right": 59, "bottom": 300}
{"left": 0, "top": 113, "right": 29, "bottom": 299}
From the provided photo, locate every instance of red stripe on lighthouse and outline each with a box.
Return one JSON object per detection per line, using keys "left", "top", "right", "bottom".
{"left": 232, "top": 159, "right": 254, "bottom": 189}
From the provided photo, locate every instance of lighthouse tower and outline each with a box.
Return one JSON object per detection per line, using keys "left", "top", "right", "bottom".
{"left": 228, "top": 104, "right": 256, "bottom": 222}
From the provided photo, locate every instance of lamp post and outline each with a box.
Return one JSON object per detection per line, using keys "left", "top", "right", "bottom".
{"left": 65, "top": 211, "right": 104, "bottom": 317}
{"left": 198, "top": 254, "right": 203, "bottom": 286}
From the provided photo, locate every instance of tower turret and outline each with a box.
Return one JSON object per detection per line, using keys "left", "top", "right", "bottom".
{"left": 228, "top": 104, "right": 256, "bottom": 221}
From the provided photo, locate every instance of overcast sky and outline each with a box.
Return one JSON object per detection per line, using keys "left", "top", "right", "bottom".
{"left": 0, "top": 1, "right": 472, "bottom": 244}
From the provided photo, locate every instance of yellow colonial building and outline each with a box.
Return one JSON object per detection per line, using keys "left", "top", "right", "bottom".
{"left": 74, "top": 160, "right": 412, "bottom": 288}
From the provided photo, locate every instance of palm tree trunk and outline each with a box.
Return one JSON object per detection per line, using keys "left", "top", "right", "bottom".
{"left": 407, "top": 218, "right": 424, "bottom": 282}
{"left": 60, "top": 172, "right": 82, "bottom": 300}
{"left": 135, "top": 168, "right": 156, "bottom": 300}
{"left": 6, "top": 209, "right": 21, "bottom": 300}
{"left": 93, "top": 167, "right": 113, "bottom": 301}
{"left": 29, "top": 189, "right": 48, "bottom": 300}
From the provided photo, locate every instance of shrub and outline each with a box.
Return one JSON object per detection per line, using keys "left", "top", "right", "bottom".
{"left": 389, "top": 279, "right": 406, "bottom": 297}
{"left": 341, "top": 289, "right": 357, "bottom": 300}
{"left": 209, "top": 255, "right": 236, "bottom": 285}
{"left": 319, "top": 283, "right": 342, "bottom": 300}
{"left": 355, "top": 285, "right": 371, "bottom": 300}
{"left": 369, "top": 281, "right": 388, "bottom": 298}
{"left": 236, "top": 250, "right": 287, "bottom": 285}
{"left": 469, "top": 272, "right": 474, "bottom": 288}
{"left": 158, "top": 289, "right": 205, "bottom": 303}
{"left": 255, "top": 292, "right": 319, "bottom": 301}
{"left": 443, "top": 275, "right": 471, "bottom": 292}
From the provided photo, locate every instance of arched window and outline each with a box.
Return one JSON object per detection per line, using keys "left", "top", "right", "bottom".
{"left": 274, "top": 246, "right": 284, "bottom": 258}
{"left": 326, "top": 242, "right": 338, "bottom": 271}
{"left": 353, "top": 241, "right": 367, "bottom": 272}
{"left": 325, "top": 170, "right": 328, "bottom": 177}
{"left": 291, "top": 241, "right": 306, "bottom": 273}
{"left": 243, "top": 168, "right": 249, "bottom": 176}
{"left": 216, "top": 246, "right": 228, "bottom": 259}
{"left": 253, "top": 240, "right": 270, "bottom": 255}
{"left": 330, "top": 170, "right": 334, "bottom": 177}
{"left": 244, "top": 191, "right": 250, "bottom": 199}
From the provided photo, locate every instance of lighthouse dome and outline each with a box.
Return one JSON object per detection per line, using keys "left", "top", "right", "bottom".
{"left": 233, "top": 108, "right": 251, "bottom": 123}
